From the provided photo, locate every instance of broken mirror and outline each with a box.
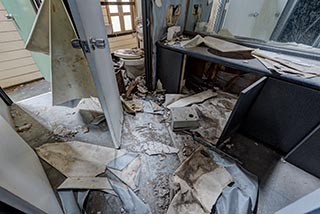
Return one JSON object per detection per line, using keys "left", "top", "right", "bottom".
{"left": 185, "top": 0, "right": 320, "bottom": 48}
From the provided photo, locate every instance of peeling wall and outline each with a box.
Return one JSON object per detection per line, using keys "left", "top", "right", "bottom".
{"left": 152, "top": 0, "right": 188, "bottom": 87}
{"left": 185, "top": 0, "right": 213, "bottom": 32}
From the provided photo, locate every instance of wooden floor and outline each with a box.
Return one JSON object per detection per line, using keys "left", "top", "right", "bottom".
{"left": 0, "top": 2, "right": 42, "bottom": 89}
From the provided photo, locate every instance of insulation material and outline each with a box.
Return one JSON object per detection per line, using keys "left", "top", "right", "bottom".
{"left": 168, "top": 147, "right": 233, "bottom": 213}
{"left": 36, "top": 141, "right": 127, "bottom": 177}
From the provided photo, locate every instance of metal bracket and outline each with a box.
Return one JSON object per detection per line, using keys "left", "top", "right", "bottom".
{"left": 70, "top": 39, "right": 90, "bottom": 53}
{"left": 89, "top": 37, "right": 106, "bottom": 50}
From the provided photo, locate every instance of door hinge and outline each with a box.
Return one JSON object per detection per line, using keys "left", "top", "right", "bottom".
{"left": 71, "top": 39, "right": 90, "bottom": 53}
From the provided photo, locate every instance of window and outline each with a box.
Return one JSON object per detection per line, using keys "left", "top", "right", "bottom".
{"left": 100, "top": 0, "right": 136, "bottom": 35}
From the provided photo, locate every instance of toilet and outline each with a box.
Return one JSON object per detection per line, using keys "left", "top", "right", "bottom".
{"left": 114, "top": 49, "right": 145, "bottom": 79}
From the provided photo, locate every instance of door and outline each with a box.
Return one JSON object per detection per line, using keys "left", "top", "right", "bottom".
{"left": 1, "top": 0, "right": 51, "bottom": 80}
{"left": 0, "top": 115, "right": 63, "bottom": 214}
{"left": 67, "top": 0, "right": 123, "bottom": 148}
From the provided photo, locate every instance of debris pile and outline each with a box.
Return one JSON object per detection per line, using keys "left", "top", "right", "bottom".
{"left": 36, "top": 141, "right": 149, "bottom": 213}
{"left": 31, "top": 82, "right": 259, "bottom": 213}
{"left": 52, "top": 124, "right": 78, "bottom": 141}
{"left": 22, "top": 55, "right": 259, "bottom": 213}
{"left": 16, "top": 123, "right": 32, "bottom": 132}
{"left": 167, "top": 147, "right": 234, "bottom": 214}
{"left": 119, "top": 75, "right": 165, "bottom": 115}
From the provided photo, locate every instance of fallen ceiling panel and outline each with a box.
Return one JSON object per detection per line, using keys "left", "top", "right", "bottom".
{"left": 167, "top": 147, "right": 233, "bottom": 213}
{"left": 36, "top": 141, "right": 127, "bottom": 177}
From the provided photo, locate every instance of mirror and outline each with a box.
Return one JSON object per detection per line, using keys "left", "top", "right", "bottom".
{"left": 185, "top": 0, "right": 320, "bottom": 48}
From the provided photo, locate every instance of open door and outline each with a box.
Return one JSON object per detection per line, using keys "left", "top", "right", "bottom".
{"left": 1, "top": 0, "right": 51, "bottom": 81}
{"left": 0, "top": 115, "right": 63, "bottom": 214}
{"left": 67, "top": 0, "right": 123, "bottom": 148}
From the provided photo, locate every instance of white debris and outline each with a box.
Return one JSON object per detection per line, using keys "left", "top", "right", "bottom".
{"left": 36, "top": 141, "right": 127, "bottom": 177}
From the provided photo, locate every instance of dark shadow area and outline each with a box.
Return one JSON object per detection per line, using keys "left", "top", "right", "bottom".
{"left": 220, "top": 133, "right": 281, "bottom": 180}
{"left": 0, "top": 202, "right": 25, "bottom": 214}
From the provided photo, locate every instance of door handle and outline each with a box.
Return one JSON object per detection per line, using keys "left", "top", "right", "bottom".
{"left": 5, "top": 13, "right": 14, "bottom": 20}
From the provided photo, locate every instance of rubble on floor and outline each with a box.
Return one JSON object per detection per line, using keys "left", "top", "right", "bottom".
{"left": 36, "top": 141, "right": 128, "bottom": 177}
{"left": 52, "top": 124, "right": 78, "bottom": 141}
{"left": 36, "top": 140, "right": 149, "bottom": 213}
{"left": 130, "top": 141, "right": 179, "bottom": 156}
{"left": 192, "top": 90, "right": 237, "bottom": 145}
{"left": 16, "top": 123, "right": 32, "bottom": 132}
{"left": 10, "top": 67, "right": 259, "bottom": 213}
{"left": 109, "top": 156, "right": 141, "bottom": 191}
{"left": 167, "top": 147, "right": 234, "bottom": 214}
{"left": 121, "top": 97, "right": 145, "bottom": 114}
{"left": 58, "top": 177, "right": 113, "bottom": 192}
{"left": 167, "top": 89, "right": 217, "bottom": 109}
{"left": 107, "top": 152, "right": 139, "bottom": 171}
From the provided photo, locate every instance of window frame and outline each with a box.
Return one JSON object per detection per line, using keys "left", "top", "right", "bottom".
{"left": 101, "top": 0, "right": 136, "bottom": 36}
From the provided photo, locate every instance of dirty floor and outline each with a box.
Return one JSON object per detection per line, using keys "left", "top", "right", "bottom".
{"left": 5, "top": 80, "right": 320, "bottom": 214}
